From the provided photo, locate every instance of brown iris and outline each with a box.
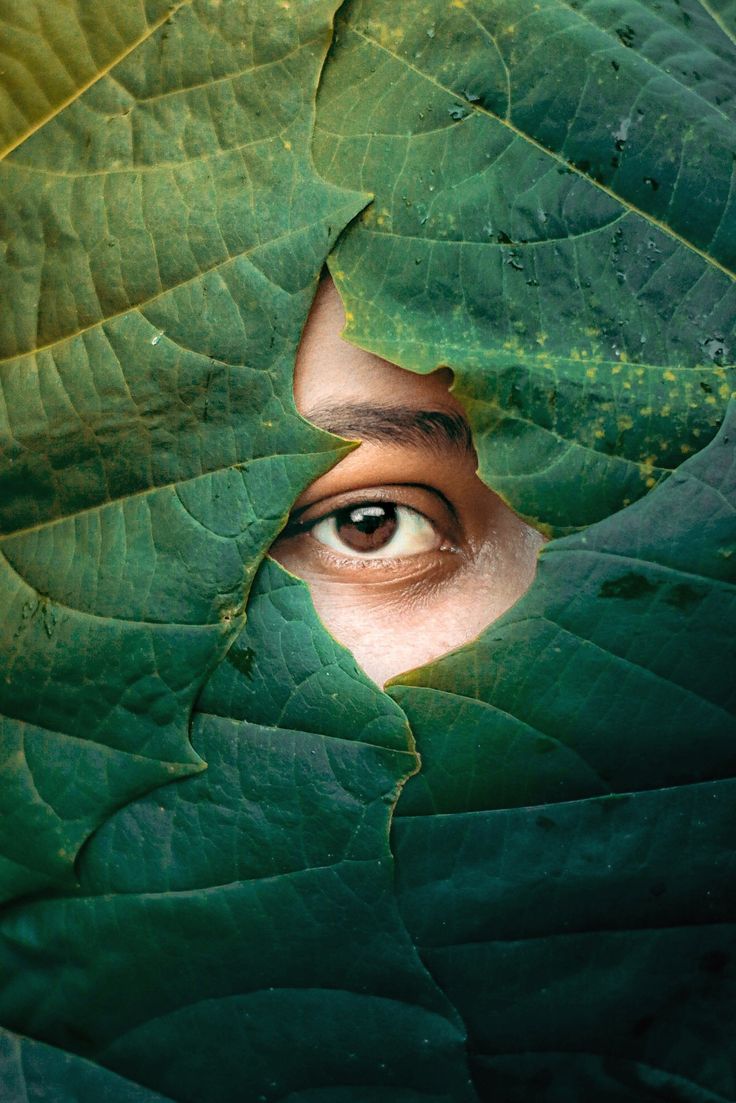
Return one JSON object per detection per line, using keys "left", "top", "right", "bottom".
{"left": 334, "top": 503, "right": 398, "bottom": 552}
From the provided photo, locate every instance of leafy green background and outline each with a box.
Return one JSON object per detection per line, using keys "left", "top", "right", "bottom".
{"left": 1, "top": 0, "right": 734, "bottom": 1100}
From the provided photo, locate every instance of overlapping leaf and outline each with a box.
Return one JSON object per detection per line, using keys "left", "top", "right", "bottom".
{"left": 390, "top": 406, "right": 736, "bottom": 1100}
{"left": 315, "top": 0, "right": 736, "bottom": 531}
{"left": 1, "top": 1, "right": 734, "bottom": 1101}
{"left": 0, "top": 1027, "right": 172, "bottom": 1103}
{"left": 0, "top": 0, "right": 366, "bottom": 900}
{"left": 0, "top": 561, "right": 477, "bottom": 1103}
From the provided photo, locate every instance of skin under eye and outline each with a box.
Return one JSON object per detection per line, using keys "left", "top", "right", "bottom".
{"left": 310, "top": 501, "right": 442, "bottom": 559}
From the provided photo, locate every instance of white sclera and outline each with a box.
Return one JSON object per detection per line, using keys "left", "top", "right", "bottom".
{"left": 311, "top": 505, "right": 440, "bottom": 559}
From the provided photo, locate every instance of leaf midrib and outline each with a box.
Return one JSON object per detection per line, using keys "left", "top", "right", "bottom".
{"left": 0, "top": 0, "right": 192, "bottom": 163}
{"left": 0, "top": 200, "right": 363, "bottom": 366}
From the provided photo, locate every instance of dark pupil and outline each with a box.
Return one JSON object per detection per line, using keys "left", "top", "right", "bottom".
{"left": 335, "top": 503, "right": 398, "bottom": 552}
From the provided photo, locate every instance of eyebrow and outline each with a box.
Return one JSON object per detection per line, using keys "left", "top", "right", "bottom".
{"left": 303, "top": 402, "right": 474, "bottom": 454}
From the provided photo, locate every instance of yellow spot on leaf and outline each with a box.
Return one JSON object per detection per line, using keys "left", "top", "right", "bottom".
{"left": 663, "top": 369, "right": 676, "bottom": 382}
{"left": 618, "top": 415, "right": 633, "bottom": 431}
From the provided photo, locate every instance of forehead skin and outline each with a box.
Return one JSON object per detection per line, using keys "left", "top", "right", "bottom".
{"left": 294, "top": 277, "right": 462, "bottom": 420}
{"left": 281, "top": 276, "right": 541, "bottom": 686}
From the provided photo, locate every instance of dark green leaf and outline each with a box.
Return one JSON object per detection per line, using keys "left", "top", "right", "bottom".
{"left": 0, "top": 1027, "right": 173, "bottom": 1103}
{"left": 0, "top": 0, "right": 366, "bottom": 900}
{"left": 315, "top": 0, "right": 736, "bottom": 531}
{"left": 390, "top": 407, "right": 736, "bottom": 1099}
{"left": 0, "top": 561, "right": 477, "bottom": 1102}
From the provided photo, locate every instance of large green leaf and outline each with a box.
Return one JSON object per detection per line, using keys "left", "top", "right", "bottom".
{"left": 390, "top": 405, "right": 736, "bottom": 1100}
{"left": 0, "top": 0, "right": 366, "bottom": 901}
{"left": 1, "top": 2, "right": 734, "bottom": 1100}
{"left": 314, "top": 0, "right": 736, "bottom": 531}
{"left": 0, "top": 560, "right": 477, "bottom": 1103}
{"left": 0, "top": 1027, "right": 172, "bottom": 1103}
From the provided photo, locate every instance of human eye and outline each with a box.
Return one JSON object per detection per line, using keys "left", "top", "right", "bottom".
{"left": 274, "top": 484, "right": 462, "bottom": 577}
{"left": 303, "top": 499, "right": 445, "bottom": 558}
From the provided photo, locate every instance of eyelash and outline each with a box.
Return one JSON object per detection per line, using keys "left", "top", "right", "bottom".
{"left": 280, "top": 487, "right": 461, "bottom": 564}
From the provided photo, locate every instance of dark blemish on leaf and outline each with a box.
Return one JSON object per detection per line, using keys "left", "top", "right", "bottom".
{"left": 509, "top": 381, "right": 524, "bottom": 408}
{"left": 613, "top": 117, "right": 630, "bottom": 151}
{"left": 16, "top": 595, "right": 57, "bottom": 637}
{"left": 616, "top": 24, "right": 636, "bottom": 46}
{"left": 529, "top": 1067, "right": 554, "bottom": 1090}
{"left": 631, "top": 1015, "right": 655, "bottom": 1037}
{"left": 496, "top": 229, "right": 513, "bottom": 244}
{"left": 643, "top": 177, "right": 660, "bottom": 191}
{"left": 448, "top": 103, "right": 471, "bottom": 121}
{"left": 203, "top": 368, "right": 213, "bottom": 421}
{"left": 536, "top": 815, "right": 557, "bottom": 830}
{"left": 462, "top": 89, "right": 480, "bottom": 102}
{"left": 665, "top": 582, "right": 701, "bottom": 610}
{"left": 699, "top": 950, "right": 730, "bottom": 974}
{"left": 611, "top": 59, "right": 620, "bottom": 71}
{"left": 230, "top": 645, "right": 256, "bottom": 680}
{"left": 599, "top": 573, "right": 658, "bottom": 599}
{"left": 700, "top": 380, "right": 713, "bottom": 393}
{"left": 41, "top": 601, "right": 57, "bottom": 638}
{"left": 576, "top": 159, "right": 591, "bottom": 173}
{"left": 701, "top": 336, "right": 729, "bottom": 366}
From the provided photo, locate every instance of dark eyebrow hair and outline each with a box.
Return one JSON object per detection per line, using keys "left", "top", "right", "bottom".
{"left": 303, "top": 403, "right": 473, "bottom": 455}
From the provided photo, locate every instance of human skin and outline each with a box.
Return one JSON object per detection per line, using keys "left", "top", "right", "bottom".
{"left": 271, "top": 277, "right": 543, "bottom": 686}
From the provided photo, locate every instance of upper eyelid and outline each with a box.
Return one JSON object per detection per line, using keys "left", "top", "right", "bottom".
{"left": 287, "top": 499, "right": 435, "bottom": 538}
{"left": 287, "top": 483, "right": 458, "bottom": 528}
